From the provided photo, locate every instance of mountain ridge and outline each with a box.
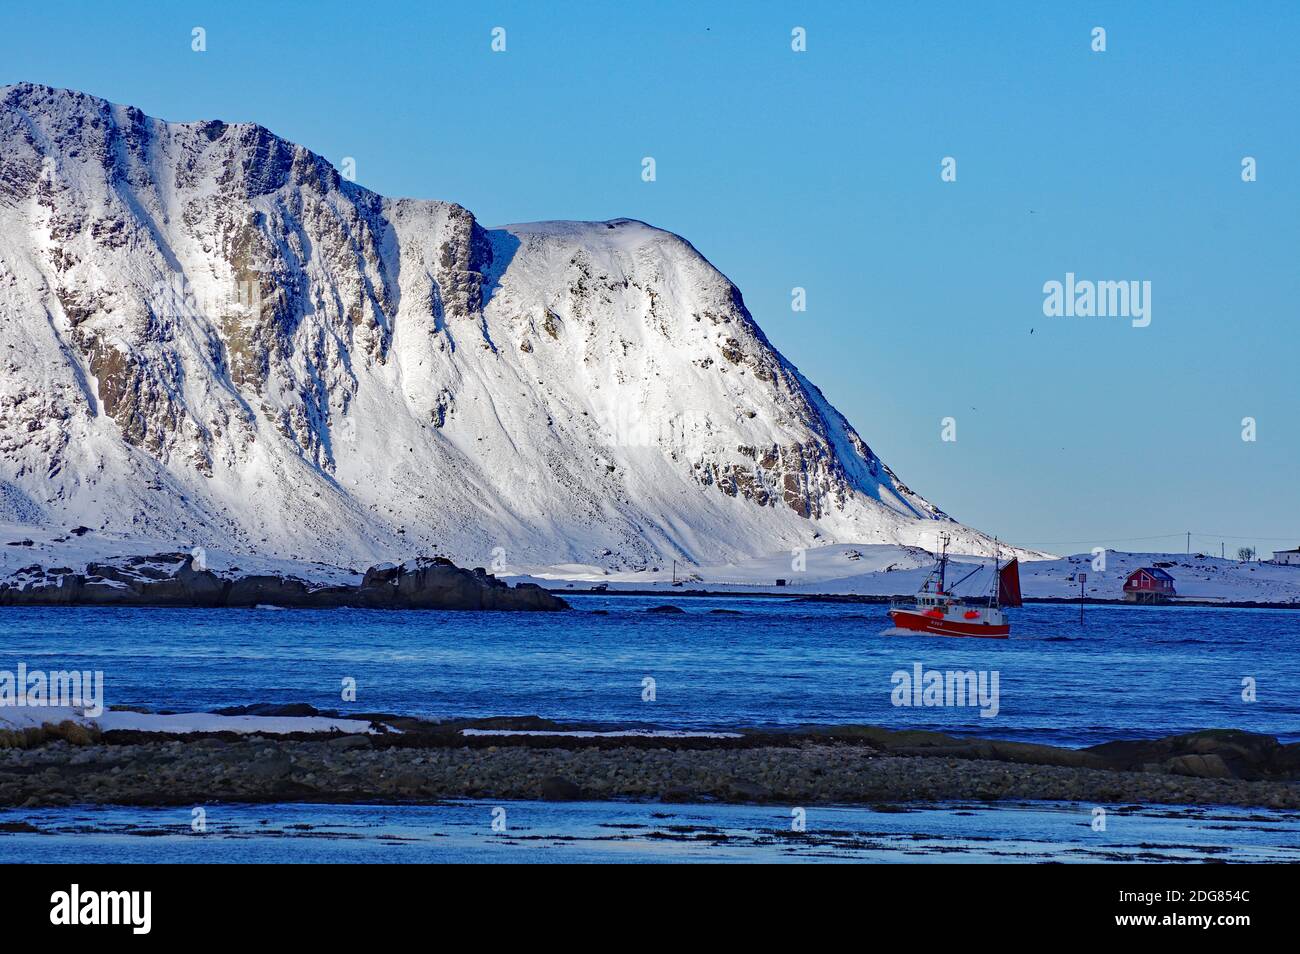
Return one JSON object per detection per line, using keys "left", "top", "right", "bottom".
{"left": 0, "top": 82, "right": 1019, "bottom": 569}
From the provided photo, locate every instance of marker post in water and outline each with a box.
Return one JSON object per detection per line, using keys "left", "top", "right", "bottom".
{"left": 1078, "top": 572, "right": 1086, "bottom": 625}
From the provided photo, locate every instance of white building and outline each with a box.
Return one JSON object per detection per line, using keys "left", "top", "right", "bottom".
{"left": 1270, "top": 547, "right": 1300, "bottom": 566}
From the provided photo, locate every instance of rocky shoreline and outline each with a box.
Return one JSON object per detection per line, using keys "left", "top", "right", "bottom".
{"left": 1, "top": 717, "right": 1296, "bottom": 810}
{"left": 0, "top": 553, "right": 567, "bottom": 611}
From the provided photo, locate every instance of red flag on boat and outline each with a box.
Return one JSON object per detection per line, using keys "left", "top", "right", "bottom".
{"left": 998, "top": 558, "right": 1023, "bottom": 607}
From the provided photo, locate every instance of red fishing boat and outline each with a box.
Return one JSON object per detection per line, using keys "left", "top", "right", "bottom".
{"left": 888, "top": 534, "right": 1021, "bottom": 639}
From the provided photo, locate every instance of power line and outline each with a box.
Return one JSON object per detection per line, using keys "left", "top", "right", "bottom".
{"left": 1019, "top": 530, "right": 1298, "bottom": 547}
{"left": 1019, "top": 532, "right": 1186, "bottom": 547}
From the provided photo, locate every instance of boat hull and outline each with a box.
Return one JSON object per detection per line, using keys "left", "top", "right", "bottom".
{"left": 889, "top": 609, "right": 1010, "bottom": 639}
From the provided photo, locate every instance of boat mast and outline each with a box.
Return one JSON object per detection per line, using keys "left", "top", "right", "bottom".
{"left": 992, "top": 539, "right": 1000, "bottom": 608}
{"left": 938, "top": 533, "right": 949, "bottom": 594}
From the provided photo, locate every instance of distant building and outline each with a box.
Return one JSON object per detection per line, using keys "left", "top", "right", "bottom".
{"left": 1123, "top": 567, "right": 1177, "bottom": 603}
{"left": 1270, "top": 547, "right": 1300, "bottom": 566}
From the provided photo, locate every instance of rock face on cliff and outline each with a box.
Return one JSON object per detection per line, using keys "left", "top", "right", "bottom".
{"left": 0, "top": 83, "right": 1004, "bottom": 571}
{"left": 0, "top": 553, "right": 567, "bottom": 611}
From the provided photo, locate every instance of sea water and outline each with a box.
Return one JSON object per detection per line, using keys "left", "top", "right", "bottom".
{"left": 1, "top": 597, "right": 1296, "bottom": 746}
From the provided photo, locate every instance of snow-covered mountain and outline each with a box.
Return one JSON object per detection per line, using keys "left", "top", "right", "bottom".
{"left": 0, "top": 83, "right": 1009, "bottom": 570}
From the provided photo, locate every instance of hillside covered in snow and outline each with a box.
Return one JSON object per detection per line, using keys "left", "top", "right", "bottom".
{"left": 0, "top": 83, "right": 1009, "bottom": 570}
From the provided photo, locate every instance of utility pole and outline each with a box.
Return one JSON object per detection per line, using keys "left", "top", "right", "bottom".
{"left": 1186, "top": 531, "right": 1191, "bottom": 554}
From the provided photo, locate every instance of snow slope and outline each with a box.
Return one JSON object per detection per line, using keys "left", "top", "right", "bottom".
{"left": 0, "top": 83, "right": 1015, "bottom": 571}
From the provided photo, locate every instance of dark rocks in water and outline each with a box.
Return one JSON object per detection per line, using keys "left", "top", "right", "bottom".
{"left": 1084, "top": 729, "right": 1292, "bottom": 781}
{"left": 354, "top": 560, "right": 561, "bottom": 611}
{"left": 0, "top": 555, "right": 568, "bottom": 612}
{"left": 225, "top": 574, "right": 335, "bottom": 607}
{"left": 213, "top": 703, "right": 323, "bottom": 718}
{"left": 811, "top": 725, "right": 1299, "bottom": 782}
{"left": 709, "top": 608, "right": 742, "bottom": 615}
{"left": 726, "top": 779, "right": 771, "bottom": 802}
{"left": 1163, "top": 753, "right": 1233, "bottom": 779}
{"left": 464, "top": 715, "right": 568, "bottom": 732}
{"left": 646, "top": 604, "right": 685, "bottom": 614}
{"left": 539, "top": 775, "right": 584, "bottom": 801}
{"left": 658, "top": 786, "right": 702, "bottom": 803}
{"left": 0, "top": 821, "right": 41, "bottom": 833}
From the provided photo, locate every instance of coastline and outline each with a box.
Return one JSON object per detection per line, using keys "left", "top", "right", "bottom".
{"left": 5, "top": 582, "right": 1297, "bottom": 611}
{"left": 549, "top": 588, "right": 1300, "bottom": 611}
{"left": 0, "top": 554, "right": 567, "bottom": 612}
{"left": 3, "top": 716, "right": 1297, "bottom": 811}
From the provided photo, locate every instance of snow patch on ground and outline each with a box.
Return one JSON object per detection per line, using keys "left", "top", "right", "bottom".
{"left": 0, "top": 705, "right": 378, "bottom": 735}
{"left": 0, "top": 522, "right": 359, "bottom": 587}
{"left": 460, "top": 738, "right": 748, "bottom": 743}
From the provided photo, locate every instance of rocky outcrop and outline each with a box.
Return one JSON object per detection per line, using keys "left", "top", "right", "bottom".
{"left": 350, "top": 559, "right": 564, "bottom": 611}
{"left": 0, "top": 554, "right": 567, "bottom": 611}
{"left": 1083, "top": 729, "right": 1297, "bottom": 781}
{"left": 809, "top": 725, "right": 1300, "bottom": 782}
{"left": 2, "top": 725, "right": 1298, "bottom": 809}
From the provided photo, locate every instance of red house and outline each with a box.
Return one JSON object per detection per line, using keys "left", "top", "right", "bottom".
{"left": 1123, "top": 567, "right": 1177, "bottom": 603}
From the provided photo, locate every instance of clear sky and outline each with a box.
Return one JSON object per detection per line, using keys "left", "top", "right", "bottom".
{"left": 2, "top": 1, "right": 1296, "bottom": 557}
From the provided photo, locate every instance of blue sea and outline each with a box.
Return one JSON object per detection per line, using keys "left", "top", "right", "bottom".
{"left": 2, "top": 597, "right": 1296, "bottom": 746}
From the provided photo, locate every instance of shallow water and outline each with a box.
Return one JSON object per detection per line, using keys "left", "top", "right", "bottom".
{"left": 2, "top": 799, "right": 1297, "bottom": 863}
{"left": 1, "top": 598, "right": 1297, "bottom": 746}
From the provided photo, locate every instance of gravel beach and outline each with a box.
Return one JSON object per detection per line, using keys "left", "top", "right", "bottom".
{"left": 2, "top": 721, "right": 1297, "bottom": 810}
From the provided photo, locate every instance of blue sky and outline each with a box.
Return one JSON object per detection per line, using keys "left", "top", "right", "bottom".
{"left": 2, "top": 1, "right": 1296, "bottom": 556}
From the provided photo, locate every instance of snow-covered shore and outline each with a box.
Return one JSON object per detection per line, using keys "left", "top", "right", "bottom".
{"left": 5, "top": 526, "right": 1297, "bottom": 606}
{"left": 0, "top": 705, "right": 379, "bottom": 736}
{"left": 0, "top": 524, "right": 566, "bottom": 611}
{"left": 501, "top": 544, "right": 1300, "bottom": 605}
